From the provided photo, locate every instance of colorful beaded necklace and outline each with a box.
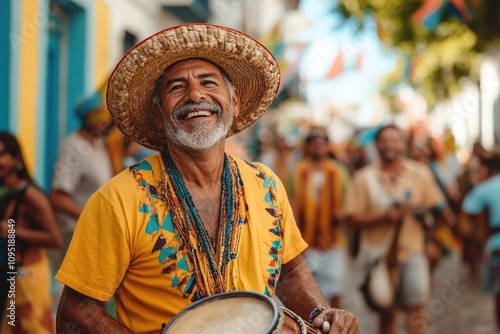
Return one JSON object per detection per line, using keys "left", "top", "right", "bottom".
{"left": 161, "top": 148, "right": 245, "bottom": 298}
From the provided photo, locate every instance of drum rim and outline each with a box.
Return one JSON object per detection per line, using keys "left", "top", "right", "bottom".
{"left": 162, "top": 291, "right": 279, "bottom": 334}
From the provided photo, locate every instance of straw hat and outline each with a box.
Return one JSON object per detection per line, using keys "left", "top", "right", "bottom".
{"left": 106, "top": 23, "right": 281, "bottom": 151}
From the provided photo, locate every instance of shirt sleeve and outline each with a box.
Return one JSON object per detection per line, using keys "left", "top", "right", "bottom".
{"left": 343, "top": 170, "right": 369, "bottom": 215}
{"left": 276, "top": 171, "right": 308, "bottom": 264}
{"left": 462, "top": 186, "right": 485, "bottom": 215}
{"left": 51, "top": 139, "right": 83, "bottom": 194}
{"left": 55, "top": 189, "right": 132, "bottom": 301}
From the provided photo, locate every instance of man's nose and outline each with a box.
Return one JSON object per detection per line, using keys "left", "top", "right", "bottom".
{"left": 185, "top": 84, "right": 206, "bottom": 103}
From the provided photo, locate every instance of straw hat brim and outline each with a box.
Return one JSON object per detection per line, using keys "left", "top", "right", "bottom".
{"left": 106, "top": 24, "right": 281, "bottom": 151}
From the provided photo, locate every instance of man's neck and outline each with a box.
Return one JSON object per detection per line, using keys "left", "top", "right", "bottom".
{"left": 167, "top": 143, "right": 226, "bottom": 189}
{"left": 309, "top": 156, "right": 327, "bottom": 169}
{"left": 78, "top": 128, "right": 101, "bottom": 144}
{"left": 379, "top": 157, "right": 403, "bottom": 174}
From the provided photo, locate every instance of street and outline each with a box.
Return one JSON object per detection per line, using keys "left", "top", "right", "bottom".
{"left": 342, "top": 251, "right": 497, "bottom": 334}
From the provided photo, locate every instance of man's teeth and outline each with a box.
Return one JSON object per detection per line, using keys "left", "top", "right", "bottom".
{"left": 185, "top": 111, "right": 212, "bottom": 120}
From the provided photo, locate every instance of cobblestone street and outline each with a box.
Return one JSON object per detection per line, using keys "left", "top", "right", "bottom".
{"left": 342, "top": 251, "right": 497, "bottom": 334}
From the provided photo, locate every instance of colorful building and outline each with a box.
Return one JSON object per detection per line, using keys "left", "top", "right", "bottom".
{"left": 1, "top": 0, "right": 113, "bottom": 191}
{"left": 0, "top": 0, "right": 196, "bottom": 191}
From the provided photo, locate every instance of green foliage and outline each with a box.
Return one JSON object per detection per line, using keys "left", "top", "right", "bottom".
{"left": 338, "top": 0, "right": 500, "bottom": 109}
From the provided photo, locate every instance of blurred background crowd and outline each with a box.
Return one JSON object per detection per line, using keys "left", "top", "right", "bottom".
{"left": 2, "top": 0, "right": 500, "bottom": 333}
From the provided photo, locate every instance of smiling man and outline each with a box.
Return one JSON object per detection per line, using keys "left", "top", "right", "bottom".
{"left": 344, "top": 125, "right": 446, "bottom": 334}
{"left": 55, "top": 24, "right": 359, "bottom": 334}
{"left": 157, "top": 59, "right": 237, "bottom": 152}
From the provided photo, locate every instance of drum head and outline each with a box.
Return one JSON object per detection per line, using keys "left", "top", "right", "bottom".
{"left": 162, "top": 291, "right": 279, "bottom": 334}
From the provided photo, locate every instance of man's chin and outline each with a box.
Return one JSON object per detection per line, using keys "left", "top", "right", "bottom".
{"left": 171, "top": 130, "right": 227, "bottom": 152}
{"left": 166, "top": 117, "right": 232, "bottom": 152}
{"left": 380, "top": 155, "right": 400, "bottom": 163}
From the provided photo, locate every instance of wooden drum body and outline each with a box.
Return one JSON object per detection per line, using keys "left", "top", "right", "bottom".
{"left": 161, "top": 291, "right": 321, "bottom": 334}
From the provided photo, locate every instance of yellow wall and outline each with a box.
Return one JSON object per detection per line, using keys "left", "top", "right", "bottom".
{"left": 95, "top": 0, "right": 109, "bottom": 89}
{"left": 17, "top": 0, "right": 40, "bottom": 173}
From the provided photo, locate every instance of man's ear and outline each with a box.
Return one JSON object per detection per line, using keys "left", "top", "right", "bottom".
{"left": 231, "top": 92, "right": 240, "bottom": 118}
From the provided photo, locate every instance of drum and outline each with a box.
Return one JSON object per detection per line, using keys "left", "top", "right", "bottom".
{"left": 279, "top": 307, "right": 322, "bottom": 334}
{"left": 162, "top": 291, "right": 279, "bottom": 334}
{"left": 161, "top": 291, "right": 322, "bottom": 334}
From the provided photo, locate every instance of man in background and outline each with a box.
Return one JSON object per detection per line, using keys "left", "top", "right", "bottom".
{"left": 344, "top": 125, "right": 445, "bottom": 334}
{"left": 49, "top": 91, "right": 114, "bottom": 286}
{"left": 462, "top": 154, "right": 500, "bottom": 329}
{"left": 293, "top": 126, "right": 347, "bottom": 308}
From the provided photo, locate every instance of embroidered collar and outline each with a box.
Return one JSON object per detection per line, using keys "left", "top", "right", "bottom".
{"left": 160, "top": 149, "right": 245, "bottom": 299}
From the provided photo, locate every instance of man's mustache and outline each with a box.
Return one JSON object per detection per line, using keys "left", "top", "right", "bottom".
{"left": 173, "top": 101, "right": 222, "bottom": 119}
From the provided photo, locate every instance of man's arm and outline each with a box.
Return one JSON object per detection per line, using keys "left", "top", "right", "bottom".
{"left": 343, "top": 169, "right": 402, "bottom": 229}
{"left": 57, "top": 286, "right": 132, "bottom": 334}
{"left": 50, "top": 190, "right": 82, "bottom": 218}
{"left": 346, "top": 206, "right": 403, "bottom": 228}
{"left": 276, "top": 255, "right": 359, "bottom": 334}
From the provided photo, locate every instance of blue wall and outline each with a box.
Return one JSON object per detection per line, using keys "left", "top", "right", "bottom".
{"left": 63, "top": 2, "right": 88, "bottom": 134}
{"left": 41, "top": 0, "right": 93, "bottom": 189}
{"left": 0, "top": 1, "right": 12, "bottom": 130}
{"left": 44, "top": 9, "right": 63, "bottom": 190}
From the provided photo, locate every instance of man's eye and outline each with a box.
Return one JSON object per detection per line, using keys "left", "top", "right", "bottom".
{"left": 168, "top": 84, "right": 184, "bottom": 92}
{"left": 202, "top": 80, "right": 217, "bottom": 86}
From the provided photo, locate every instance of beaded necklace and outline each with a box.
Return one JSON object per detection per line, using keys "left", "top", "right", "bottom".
{"left": 161, "top": 148, "right": 245, "bottom": 299}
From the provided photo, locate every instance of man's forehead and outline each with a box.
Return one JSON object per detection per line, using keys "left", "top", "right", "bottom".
{"left": 379, "top": 127, "right": 403, "bottom": 139}
{"left": 163, "top": 58, "right": 225, "bottom": 78}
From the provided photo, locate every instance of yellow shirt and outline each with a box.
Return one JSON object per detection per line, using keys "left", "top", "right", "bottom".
{"left": 344, "top": 160, "right": 444, "bottom": 262}
{"left": 56, "top": 154, "right": 307, "bottom": 334}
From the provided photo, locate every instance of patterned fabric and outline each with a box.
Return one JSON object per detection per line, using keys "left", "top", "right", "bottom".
{"left": 1, "top": 250, "right": 55, "bottom": 334}
{"left": 158, "top": 149, "right": 245, "bottom": 299}
{"left": 293, "top": 158, "right": 345, "bottom": 250}
{"left": 246, "top": 161, "right": 285, "bottom": 297}
{"left": 56, "top": 154, "right": 307, "bottom": 334}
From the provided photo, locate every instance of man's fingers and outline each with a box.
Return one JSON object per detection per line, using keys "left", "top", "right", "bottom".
{"left": 312, "top": 313, "right": 327, "bottom": 328}
{"left": 337, "top": 311, "right": 359, "bottom": 334}
{"left": 311, "top": 309, "right": 360, "bottom": 334}
{"left": 344, "top": 312, "right": 360, "bottom": 334}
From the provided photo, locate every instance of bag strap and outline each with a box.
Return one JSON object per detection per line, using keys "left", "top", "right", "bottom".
{"left": 385, "top": 211, "right": 404, "bottom": 270}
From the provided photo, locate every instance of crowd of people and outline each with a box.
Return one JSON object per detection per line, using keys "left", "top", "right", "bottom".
{"left": 0, "top": 23, "right": 499, "bottom": 334}
{"left": 261, "top": 121, "right": 500, "bottom": 333}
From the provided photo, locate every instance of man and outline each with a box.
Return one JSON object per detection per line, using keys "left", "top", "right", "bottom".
{"left": 344, "top": 125, "right": 445, "bottom": 334}
{"left": 462, "top": 154, "right": 500, "bottom": 329}
{"left": 50, "top": 91, "right": 114, "bottom": 271}
{"left": 293, "top": 127, "right": 348, "bottom": 309}
{"left": 55, "top": 24, "right": 359, "bottom": 334}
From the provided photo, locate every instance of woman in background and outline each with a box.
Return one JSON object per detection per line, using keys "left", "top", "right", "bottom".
{"left": 0, "top": 132, "right": 62, "bottom": 333}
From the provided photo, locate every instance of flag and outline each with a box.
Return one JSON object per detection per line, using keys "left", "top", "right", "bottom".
{"left": 412, "top": 0, "right": 446, "bottom": 31}
{"left": 448, "top": 0, "right": 471, "bottom": 22}
{"left": 412, "top": 0, "right": 472, "bottom": 31}
{"left": 326, "top": 51, "right": 344, "bottom": 78}
{"left": 356, "top": 53, "right": 364, "bottom": 71}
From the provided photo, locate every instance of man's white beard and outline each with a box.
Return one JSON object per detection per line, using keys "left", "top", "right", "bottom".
{"left": 165, "top": 103, "right": 233, "bottom": 152}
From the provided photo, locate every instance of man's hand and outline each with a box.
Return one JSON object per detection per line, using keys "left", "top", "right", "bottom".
{"left": 312, "top": 308, "right": 360, "bottom": 334}
{"left": 385, "top": 206, "right": 404, "bottom": 225}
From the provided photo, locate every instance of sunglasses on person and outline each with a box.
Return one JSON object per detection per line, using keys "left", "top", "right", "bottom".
{"left": 0, "top": 150, "right": 6, "bottom": 157}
